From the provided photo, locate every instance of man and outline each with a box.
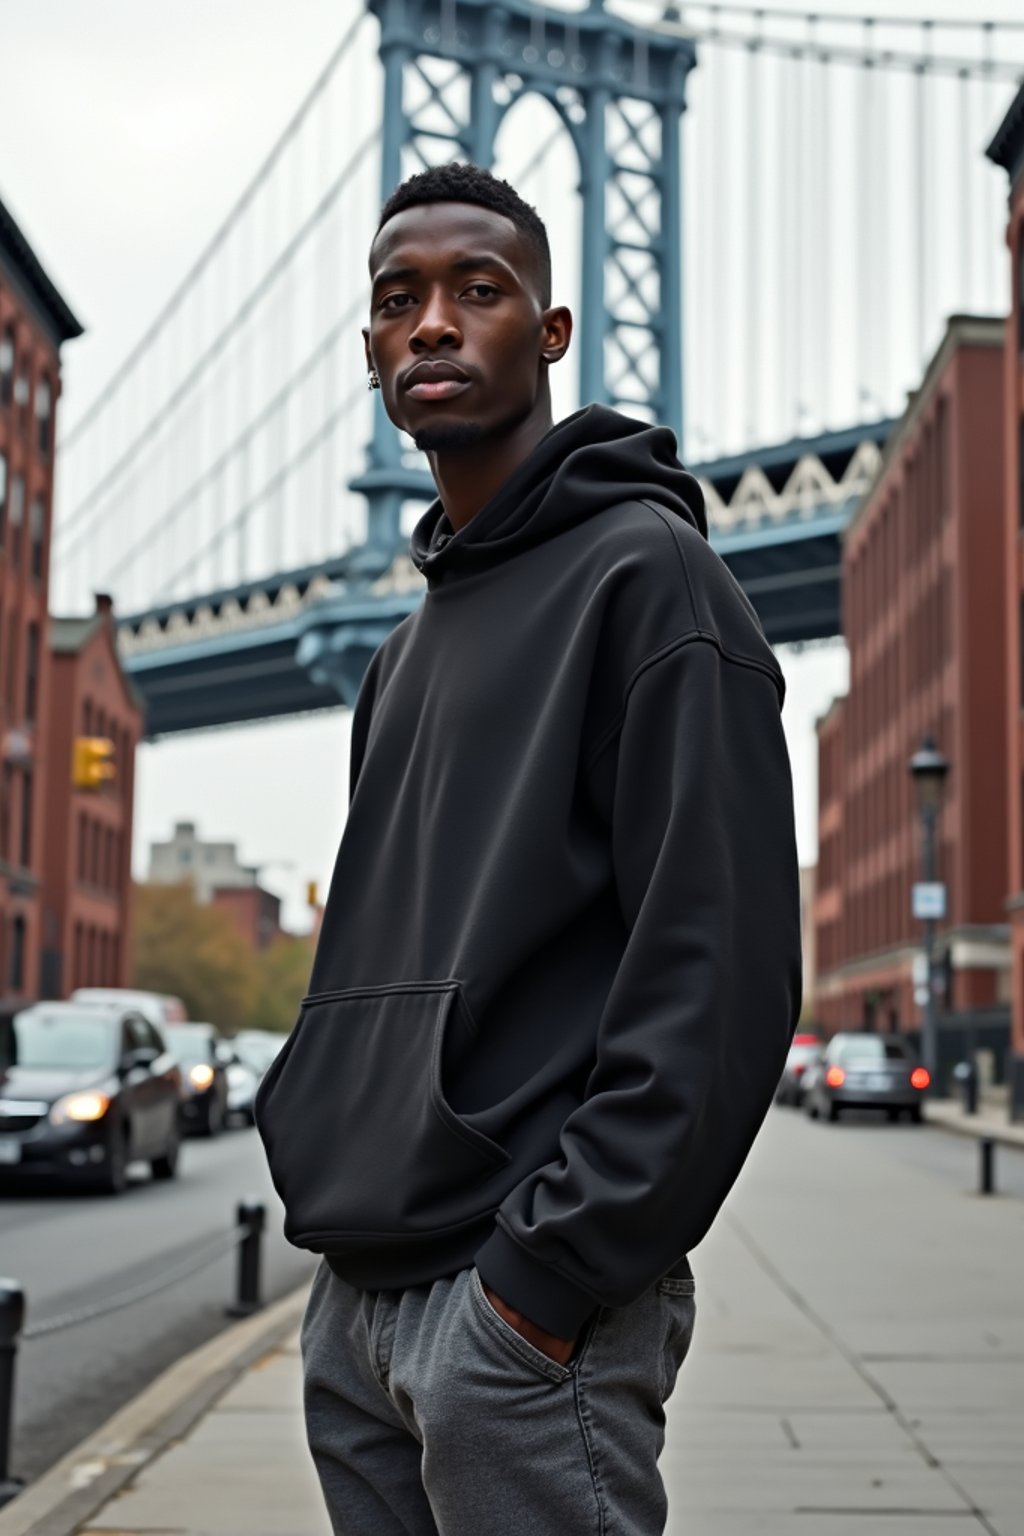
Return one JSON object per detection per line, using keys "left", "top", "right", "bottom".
{"left": 257, "top": 162, "right": 801, "bottom": 1535}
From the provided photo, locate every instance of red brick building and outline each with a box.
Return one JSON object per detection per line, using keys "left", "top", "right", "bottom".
{"left": 988, "top": 85, "right": 1024, "bottom": 1118}
{"left": 0, "top": 195, "right": 82, "bottom": 1002}
{"left": 814, "top": 316, "right": 1010, "bottom": 1072}
{"left": 211, "top": 884, "right": 282, "bottom": 952}
{"left": 40, "top": 595, "right": 144, "bottom": 997}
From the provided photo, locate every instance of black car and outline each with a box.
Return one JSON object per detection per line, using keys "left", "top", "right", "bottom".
{"left": 0, "top": 1002, "right": 182, "bottom": 1192}
{"left": 166, "top": 1024, "right": 230, "bottom": 1136}
{"left": 803, "top": 1032, "right": 930, "bottom": 1123}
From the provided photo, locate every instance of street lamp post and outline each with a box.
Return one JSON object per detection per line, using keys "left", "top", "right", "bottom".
{"left": 909, "top": 737, "right": 950, "bottom": 1086}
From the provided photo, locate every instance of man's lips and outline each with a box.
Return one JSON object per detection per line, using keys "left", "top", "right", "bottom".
{"left": 406, "top": 377, "right": 472, "bottom": 401}
{"left": 402, "top": 361, "right": 472, "bottom": 401}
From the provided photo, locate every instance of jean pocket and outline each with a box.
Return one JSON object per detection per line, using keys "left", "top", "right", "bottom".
{"left": 255, "top": 982, "right": 510, "bottom": 1250}
{"left": 467, "top": 1268, "right": 574, "bottom": 1385}
{"left": 657, "top": 1285, "right": 696, "bottom": 1401}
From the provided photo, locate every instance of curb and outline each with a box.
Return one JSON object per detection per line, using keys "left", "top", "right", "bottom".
{"left": 0, "top": 1281, "right": 311, "bottom": 1536}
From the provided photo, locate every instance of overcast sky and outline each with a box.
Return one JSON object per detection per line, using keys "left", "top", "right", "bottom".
{"left": 1, "top": 0, "right": 1019, "bottom": 931}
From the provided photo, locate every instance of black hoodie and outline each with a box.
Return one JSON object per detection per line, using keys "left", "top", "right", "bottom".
{"left": 256, "top": 405, "right": 801, "bottom": 1338}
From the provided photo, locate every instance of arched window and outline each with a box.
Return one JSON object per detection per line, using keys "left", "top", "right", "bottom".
{"left": 0, "top": 327, "right": 13, "bottom": 408}
{"left": 0, "top": 451, "right": 7, "bottom": 547}
{"left": 35, "top": 374, "right": 52, "bottom": 458}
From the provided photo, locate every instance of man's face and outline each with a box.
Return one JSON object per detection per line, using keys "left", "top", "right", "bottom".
{"left": 364, "top": 201, "right": 570, "bottom": 452}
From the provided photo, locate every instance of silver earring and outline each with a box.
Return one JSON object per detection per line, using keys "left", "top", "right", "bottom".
{"left": 368, "top": 368, "right": 380, "bottom": 391}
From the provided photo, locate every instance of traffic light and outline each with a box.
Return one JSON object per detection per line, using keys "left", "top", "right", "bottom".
{"left": 306, "top": 880, "right": 319, "bottom": 908}
{"left": 73, "top": 736, "right": 115, "bottom": 791}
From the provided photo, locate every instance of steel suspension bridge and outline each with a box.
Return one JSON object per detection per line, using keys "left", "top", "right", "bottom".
{"left": 49, "top": 0, "right": 1024, "bottom": 734}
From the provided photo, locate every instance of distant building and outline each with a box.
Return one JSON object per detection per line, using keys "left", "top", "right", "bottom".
{"left": 813, "top": 316, "right": 1010, "bottom": 1079}
{"left": 40, "top": 595, "right": 143, "bottom": 997}
{"left": 149, "top": 821, "right": 261, "bottom": 905}
{"left": 0, "top": 193, "right": 82, "bottom": 1001}
{"left": 212, "top": 884, "right": 282, "bottom": 952}
{"left": 987, "top": 85, "right": 1024, "bottom": 1119}
{"left": 148, "top": 821, "right": 283, "bottom": 950}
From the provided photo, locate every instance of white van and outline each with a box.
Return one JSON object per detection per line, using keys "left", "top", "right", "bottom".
{"left": 70, "top": 988, "right": 188, "bottom": 1029}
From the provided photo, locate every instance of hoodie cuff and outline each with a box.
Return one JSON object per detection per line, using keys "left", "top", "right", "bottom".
{"left": 474, "top": 1225, "right": 599, "bottom": 1340}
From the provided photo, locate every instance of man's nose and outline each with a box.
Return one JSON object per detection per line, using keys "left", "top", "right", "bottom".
{"left": 409, "top": 290, "right": 461, "bottom": 351}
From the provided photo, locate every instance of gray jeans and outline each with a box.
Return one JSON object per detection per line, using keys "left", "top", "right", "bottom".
{"left": 301, "top": 1259, "right": 696, "bottom": 1535}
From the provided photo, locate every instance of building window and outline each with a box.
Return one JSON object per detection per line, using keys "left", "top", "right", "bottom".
{"left": 29, "top": 497, "right": 44, "bottom": 582}
{"left": 24, "top": 622, "right": 38, "bottom": 723}
{"left": 6, "top": 612, "right": 17, "bottom": 714}
{"left": 35, "top": 374, "right": 51, "bottom": 459}
{"left": 0, "top": 765, "right": 10, "bottom": 862}
{"left": 9, "top": 475, "right": 23, "bottom": 567}
{"left": 74, "top": 922, "right": 83, "bottom": 987}
{"left": 83, "top": 697, "right": 93, "bottom": 737}
{"left": 9, "top": 915, "right": 25, "bottom": 992}
{"left": 78, "top": 813, "right": 87, "bottom": 882}
{"left": 1019, "top": 225, "right": 1024, "bottom": 357}
{"left": 19, "top": 770, "right": 32, "bottom": 869}
{"left": 0, "top": 327, "right": 13, "bottom": 408}
{"left": 13, "top": 365, "right": 30, "bottom": 431}
{"left": 0, "top": 452, "right": 6, "bottom": 547}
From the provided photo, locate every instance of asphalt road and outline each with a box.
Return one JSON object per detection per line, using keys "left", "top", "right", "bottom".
{"left": 0, "top": 1119, "right": 317, "bottom": 1485}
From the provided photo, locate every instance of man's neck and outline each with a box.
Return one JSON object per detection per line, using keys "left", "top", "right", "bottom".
{"left": 428, "top": 409, "right": 553, "bottom": 533}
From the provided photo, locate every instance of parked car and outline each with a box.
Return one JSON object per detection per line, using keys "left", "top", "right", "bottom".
{"left": 165, "top": 1023, "right": 230, "bottom": 1137}
{"left": 0, "top": 1001, "right": 182, "bottom": 1192}
{"left": 71, "top": 988, "right": 188, "bottom": 1029}
{"left": 803, "top": 1033, "right": 930, "bottom": 1123}
{"left": 216, "top": 1042, "right": 260, "bottom": 1125}
{"left": 230, "top": 1030, "right": 286, "bottom": 1079}
{"left": 776, "top": 1033, "right": 823, "bottom": 1106}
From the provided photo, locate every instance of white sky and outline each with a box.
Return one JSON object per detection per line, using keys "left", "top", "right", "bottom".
{"left": 1, "top": 0, "right": 1018, "bottom": 929}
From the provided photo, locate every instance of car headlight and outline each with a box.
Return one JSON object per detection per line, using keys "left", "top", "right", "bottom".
{"left": 189, "top": 1064, "right": 215, "bottom": 1089}
{"left": 50, "top": 1091, "right": 112, "bottom": 1125}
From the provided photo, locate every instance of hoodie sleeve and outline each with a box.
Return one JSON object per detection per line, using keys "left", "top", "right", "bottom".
{"left": 475, "top": 634, "right": 802, "bottom": 1338}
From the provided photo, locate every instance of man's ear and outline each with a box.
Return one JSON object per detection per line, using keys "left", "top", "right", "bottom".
{"left": 540, "top": 306, "right": 573, "bottom": 366}
{"left": 362, "top": 327, "right": 373, "bottom": 373}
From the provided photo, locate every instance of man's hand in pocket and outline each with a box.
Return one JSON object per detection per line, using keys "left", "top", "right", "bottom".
{"left": 481, "top": 1282, "right": 576, "bottom": 1366}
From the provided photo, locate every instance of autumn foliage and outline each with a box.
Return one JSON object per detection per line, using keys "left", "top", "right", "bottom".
{"left": 132, "top": 882, "right": 313, "bottom": 1032}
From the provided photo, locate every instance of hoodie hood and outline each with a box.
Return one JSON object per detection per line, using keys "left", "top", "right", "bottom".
{"left": 410, "top": 405, "right": 706, "bottom": 583}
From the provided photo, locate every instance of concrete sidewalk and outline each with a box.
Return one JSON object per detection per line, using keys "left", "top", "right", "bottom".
{"left": 61, "top": 1110, "right": 1024, "bottom": 1535}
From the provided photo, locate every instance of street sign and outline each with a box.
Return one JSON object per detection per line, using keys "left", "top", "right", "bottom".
{"left": 912, "top": 882, "right": 946, "bottom": 920}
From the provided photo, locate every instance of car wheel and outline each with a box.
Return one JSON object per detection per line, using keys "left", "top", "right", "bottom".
{"left": 887, "top": 1107, "right": 900, "bottom": 1123}
{"left": 152, "top": 1125, "right": 180, "bottom": 1181}
{"left": 97, "top": 1125, "right": 129, "bottom": 1195}
{"left": 202, "top": 1095, "right": 224, "bottom": 1138}
{"left": 806, "top": 1097, "right": 819, "bottom": 1119}
{"left": 909, "top": 1104, "right": 923, "bottom": 1124}
{"left": 826, "top": 1101, "right": 840, "bottom": 1123}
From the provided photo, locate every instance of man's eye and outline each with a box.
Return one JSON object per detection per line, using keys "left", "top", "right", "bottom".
{"left": 465, "top": 283, "right": 499, "bottom": 299}
{"left": 379, "top": 293, "right": 413, "bottom": 312}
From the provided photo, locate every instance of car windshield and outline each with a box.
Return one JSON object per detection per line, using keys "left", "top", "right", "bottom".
{"left": 1, "top": 1010, "right": 116, "bottom": 1071}
{"left": 235, "top": 1036, "right": 282, "bottom": 1070}
{"left": 836, "top": 1038, "right": 909, "bottom": 1063}
{"left": 166, "top": 1028, "right": 213, "bottom": 1066}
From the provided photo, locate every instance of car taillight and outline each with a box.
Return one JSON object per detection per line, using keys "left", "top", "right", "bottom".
{"left": 910, "top": 1067, "right": 930, "bottom": 1090}
{"left": 825, "top": 1066, "right": 846, "bottom": 1088}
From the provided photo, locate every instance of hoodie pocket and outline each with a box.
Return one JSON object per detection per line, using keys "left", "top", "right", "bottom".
{"left": 255, "top": 981, "right": 510, "bottom": 1249}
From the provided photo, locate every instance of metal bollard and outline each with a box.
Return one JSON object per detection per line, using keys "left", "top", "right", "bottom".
{"left": 227, "top": 1200, "right": 266, "bottom": 1317}
{"left": 979, "top": 1138, "right": 996, "bottom": 1196}
{"left": 0, "top": 1282, "right": 24, "bottom": 1507}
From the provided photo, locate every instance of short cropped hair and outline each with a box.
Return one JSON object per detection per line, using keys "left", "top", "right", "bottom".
{"left": 375, "top": 162, "right": 552, "bottom": 306}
